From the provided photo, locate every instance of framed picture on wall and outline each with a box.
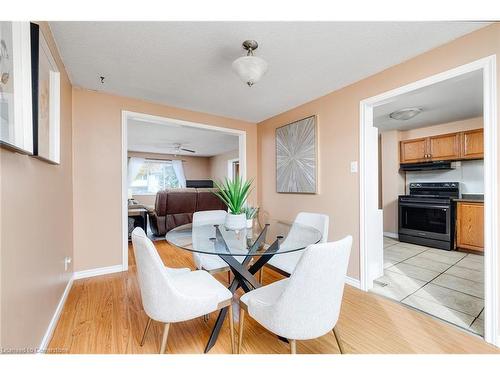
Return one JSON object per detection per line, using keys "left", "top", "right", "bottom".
{"left": 276, "top": 115, "right": 317, "bottom": 194}
{"left": 30, "top": 22, "right": 60, "bottom": 164}
{"left": 0, "top": 21, "right": 33, "bottom": 154}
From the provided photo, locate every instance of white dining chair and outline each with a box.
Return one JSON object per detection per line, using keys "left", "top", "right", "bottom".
{"left": 260, "top": 212, "right": 329, "bottom": 281}
{"left": 192, "top": 210, "right": 233, "bottom": 282}
{"left": 238, "top": 236, "right": 352, "bottom": 354}
{"left": 131, "top": 227, "right": 235, "bottom": 353}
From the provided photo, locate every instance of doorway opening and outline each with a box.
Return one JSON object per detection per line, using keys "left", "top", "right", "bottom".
{"left": 121, "top": 111, "right": 247, "bottom": 270}
{"left": 359, "top": 56, "right": 498, "bottom": 346}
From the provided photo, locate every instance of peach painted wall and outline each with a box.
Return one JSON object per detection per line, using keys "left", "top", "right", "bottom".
{"left": 0, "top": 22, "right": 73, "bottom": 350}
{"left": 72, "top": 89, "right": 257, "bottom": 272}
{"left": 209, "top": 149, "right": 239, "bottom": 183}
{"left": 381, "top": 117, "right": 484, "bottom": 234}
{"left": 257, "top": 23, "right": 500, "bottom": 281}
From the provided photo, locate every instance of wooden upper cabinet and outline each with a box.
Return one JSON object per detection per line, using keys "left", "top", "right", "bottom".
{"left": 400, "top": 138, "right": 427, "bottom": 164}
{"left": 428, "top": 133, "right": 461, "bottom": 161}
{"left": 456, "top": 201, "right": 484, "bottom": 252}
{"left": 399, "top": 128, "right": 483, "bottom": 164}
{"left": 461, "top": 128, "right": 484, "bottom": 159}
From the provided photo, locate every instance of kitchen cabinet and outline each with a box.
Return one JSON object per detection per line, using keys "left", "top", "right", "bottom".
{"left": 399, "top": 128, "right": 483, "bottom": 164}
{"left": 400, "top": 138, "right": 427, "bottom": 163}
{"left": 461, "top": 128, "right": 484, "bottom": 159}
{"left": 456, "top": 201, "right": 484, "bottom": 252}
{"left": 428, "top": 133, "right": 461, "bottom": 161}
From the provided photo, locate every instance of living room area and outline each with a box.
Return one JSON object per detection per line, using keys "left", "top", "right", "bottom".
{"left": 2, "top": 7, "right": 500, "bottom": 371}
{"left": 125, "top": 113, "right": 245, "bottom": 241}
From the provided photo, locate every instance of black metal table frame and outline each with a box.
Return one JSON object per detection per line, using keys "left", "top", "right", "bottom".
{"left": 204, "top": 223, "right": 283, "bottom": 353}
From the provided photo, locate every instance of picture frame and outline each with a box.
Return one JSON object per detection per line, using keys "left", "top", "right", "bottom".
{"left": 0, "top": 22, "right": 33, "bottom": 154}
{"left": 30, "top": 22, "right": 60, "bottom": 164}
{"left": 275, "top": 115, "right": 318, "bottom": 194}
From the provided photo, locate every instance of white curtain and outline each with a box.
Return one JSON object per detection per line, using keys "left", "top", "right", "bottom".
{"left": 128, "top": 157, "right": 145, "bottom": 186}
{"left": 171, "top": 159, "right": 186, "bottom": 188}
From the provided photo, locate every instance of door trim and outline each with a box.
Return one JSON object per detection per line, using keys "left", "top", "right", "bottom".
{"left": 359, "top": 55, "right": 498, "bottom": 346}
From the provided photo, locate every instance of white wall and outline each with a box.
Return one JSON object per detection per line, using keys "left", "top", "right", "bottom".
{"left": 406, "top": 159, "right": 484, "bottom": 194}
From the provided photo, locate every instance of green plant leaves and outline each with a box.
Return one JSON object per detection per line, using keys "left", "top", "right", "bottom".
{"left": 213, "top": 177, "right": 253, "bottom": 215}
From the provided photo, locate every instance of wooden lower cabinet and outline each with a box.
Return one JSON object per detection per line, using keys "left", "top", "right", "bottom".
{"left": 456, "top": 201, "right": 484, "bottom": 252}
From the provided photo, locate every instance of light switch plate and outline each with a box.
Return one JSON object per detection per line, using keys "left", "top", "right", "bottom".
{"left": 350, "top": 161, "right": 358, "bottom": 173}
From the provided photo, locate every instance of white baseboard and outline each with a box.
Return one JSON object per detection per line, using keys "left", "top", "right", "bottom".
{"left": 38, "top": 276, "right": 73, "bottom": 353}
{"left": 345, "top": 276, "right": 361, "bottom": 289}
{"left": 383, "top": 232, "right": 398, "bottom": 239}
{"left": 73, "top": 264, "right": 124, "bottom": 280}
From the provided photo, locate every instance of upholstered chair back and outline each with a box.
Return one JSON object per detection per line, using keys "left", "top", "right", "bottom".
{"left": 253, "top": 236, "right": 352, "bottom": 340}
{"left": 295, "top": 212, "right": 329, "bottom": 243}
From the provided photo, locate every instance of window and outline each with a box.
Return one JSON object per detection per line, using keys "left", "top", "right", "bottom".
{"left": 130, "top": 160, "right": 179, "bottom": 194}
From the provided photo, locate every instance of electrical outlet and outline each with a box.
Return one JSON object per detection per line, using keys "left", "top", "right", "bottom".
{"left": 64, "top": 256, "right": 72, "bottom": 271}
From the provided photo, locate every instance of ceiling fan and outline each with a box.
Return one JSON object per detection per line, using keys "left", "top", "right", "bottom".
{"left": 167, "top": 143, "right": 196, "bottom": 154}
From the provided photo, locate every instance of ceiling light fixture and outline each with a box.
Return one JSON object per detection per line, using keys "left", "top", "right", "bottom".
{"left": 389, "top": 107, "right": 423, "bottom": 121}
{"left": 232, "top": 40, "right": 268, "bottom": 87}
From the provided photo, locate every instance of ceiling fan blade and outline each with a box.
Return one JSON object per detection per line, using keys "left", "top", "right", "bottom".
{"left": 180, "top": 148, "right": 196, "bottom": 153}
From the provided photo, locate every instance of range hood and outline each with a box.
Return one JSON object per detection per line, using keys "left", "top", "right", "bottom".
{"left": 400, "top": 160, "right": 453, "bottom": 171}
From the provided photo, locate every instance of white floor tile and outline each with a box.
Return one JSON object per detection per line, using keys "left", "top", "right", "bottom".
{"left": 386, "top": 263, "right": 440, "bottom": 282}
{"left": 372, "top": 272, "right": 426, "bottom": 302}
{"left": 402, "top": 294, "right": 476, "bottom": 330}
{"left": 431, "top": 274, "right": 484, "bottom": 299}
{"left": 455, "top": 257, "right": 483, "bottom": 271}
{"left": 402, "top": 256, "right": 450, "bottom": 273}
{"left": 417, "top": 250, "right": 465, "bottom": 265}
{"left": 469, "top": 318, "right": 484, "bottom": 336}
{"left": 413, "top": 283, "right": 484, "bottom": 316}
{"left": 444, "top": 265, "right": 484, "bottom": 283}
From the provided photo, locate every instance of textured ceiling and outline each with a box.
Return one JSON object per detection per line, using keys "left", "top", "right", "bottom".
{"left": 127, "top": 118, "right": 239, "bottom": 156}
{"left": 50, "top": 21, "right": 488, "bottom": 122}
{"left": 374, "top": 70, "right": 483, "bottom": 131}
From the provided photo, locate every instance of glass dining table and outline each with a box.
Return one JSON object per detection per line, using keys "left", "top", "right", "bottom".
{"left": 165, "top": 220, "right": 322, "bottom": 353}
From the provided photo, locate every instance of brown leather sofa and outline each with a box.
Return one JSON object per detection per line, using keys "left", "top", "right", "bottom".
{"left": 148, "top": 188, "right": 226, "bottom": 236}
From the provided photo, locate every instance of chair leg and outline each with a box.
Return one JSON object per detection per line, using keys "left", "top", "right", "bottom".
{"left": 332, "top": 327, "right": 344, "bottom": 354}
{"left": 290, "top": 339, "right": 297, "bottom": 354}
{"left": 238, "top": 307, "right": 245, "bottom": 354}
{"left": 140, "top": 318, "right": 152, "bottom": 346}
{"left": 258, "top": 268, "right": 263, "bottom": 284}
{"left": 228, "top": 305, "right": 235, "bottom": 354}
{"left": 160, "top": 323, "right": 170, "bottom": 354}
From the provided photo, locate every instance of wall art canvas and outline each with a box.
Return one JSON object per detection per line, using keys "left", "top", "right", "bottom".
{"left": 0, "top": 22, "right": 33, "bottom": 154}
{"left": 276, "top": 115, "right": 317, "bottom": 193}
{"left": 31, "top": 22, "right": 60, "bottom": 164}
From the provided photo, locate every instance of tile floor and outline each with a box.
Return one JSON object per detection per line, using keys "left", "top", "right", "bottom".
{"left": 371, "top": 237, "right": 484, "bottom": 336}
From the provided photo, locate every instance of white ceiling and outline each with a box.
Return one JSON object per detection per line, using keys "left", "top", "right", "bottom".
{"left": 127, "top": 118, "right": 239, "bottom": 157}
{"left": 50, "top": 22, "right": 488, "bottom": 123}
{"left": 374, "top": 70, "right": 483, "bottom": 131}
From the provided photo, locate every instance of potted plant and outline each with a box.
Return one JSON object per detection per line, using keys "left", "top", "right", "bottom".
{"left": 243, "top": 206, "right": 259, "bottom": 228}
{"left": 213, "top": 177, "right": 253, "bottom": 230}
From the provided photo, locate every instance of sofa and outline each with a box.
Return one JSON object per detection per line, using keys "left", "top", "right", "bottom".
{"left": 148, "top": 188, "right": 227, "bottom": 236}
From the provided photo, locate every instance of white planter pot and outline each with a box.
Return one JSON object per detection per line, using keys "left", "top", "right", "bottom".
{"left": 246, "top": 218, "right": 253, "bottom": 228}
{"left": 225, "top": 213, "right": 246, "bottom": 231}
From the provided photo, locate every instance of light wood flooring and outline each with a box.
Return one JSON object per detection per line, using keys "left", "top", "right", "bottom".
{"left": 48, "top": 241, "right": 499, "bottom": 354}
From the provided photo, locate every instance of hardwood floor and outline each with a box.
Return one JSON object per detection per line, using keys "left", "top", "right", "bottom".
{"left": 48, "top": 241, "right": 499, "bottom": 354}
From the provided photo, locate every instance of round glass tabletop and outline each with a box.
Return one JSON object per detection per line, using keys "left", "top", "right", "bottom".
{"left": 165, "top": 222, "right": 323, "bottom": 256}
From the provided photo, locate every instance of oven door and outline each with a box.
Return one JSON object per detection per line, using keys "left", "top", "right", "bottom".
{"left": 398, "top": 200, "right": 451, "bottom": 242}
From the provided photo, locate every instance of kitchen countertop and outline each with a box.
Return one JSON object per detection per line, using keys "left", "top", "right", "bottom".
{"left": 453, "top": 194, "right": 484, "bottom": 203}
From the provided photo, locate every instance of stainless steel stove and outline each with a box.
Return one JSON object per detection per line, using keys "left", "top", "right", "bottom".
{"left": 398, "top": 182, "right": 459, "bottom": 250}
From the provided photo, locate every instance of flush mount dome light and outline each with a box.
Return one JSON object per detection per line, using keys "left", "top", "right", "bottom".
{"left": 389, "top": 107, "right": 423, "bottom": 121}
{"left": 232, "top": 40, "right": 268, "bottom": 87}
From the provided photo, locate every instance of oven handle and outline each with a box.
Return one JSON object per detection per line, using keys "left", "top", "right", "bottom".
{"left": 399, "top": 202, "right": 449, "bottom": 210}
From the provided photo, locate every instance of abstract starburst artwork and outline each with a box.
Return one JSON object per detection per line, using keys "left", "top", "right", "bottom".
{"left": 276, "top": 115, "right": 317, "bottom": 193}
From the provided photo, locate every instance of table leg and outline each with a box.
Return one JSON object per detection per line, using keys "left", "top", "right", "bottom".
{"left": 204, "top": 226, "right": 282, "bottom": 353}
